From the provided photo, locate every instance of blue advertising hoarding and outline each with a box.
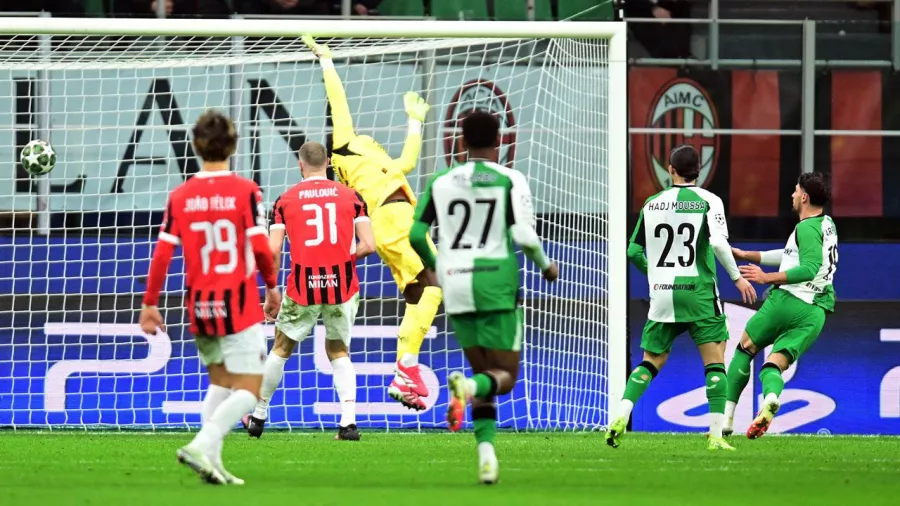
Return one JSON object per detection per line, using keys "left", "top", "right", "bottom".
{"left": 2, "top": 238, "right": 899, "bottom": 433}
{"left": 0, "top": 236, "right": 607, "bottom": 430}
{"left": 628, "top": 242, "right": 900, "bottom": 435}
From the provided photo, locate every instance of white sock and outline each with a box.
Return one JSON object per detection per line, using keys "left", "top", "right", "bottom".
{"left": 331, "top": 356, "right": 357, "bottom": 427}
{"left": 190, "top": 389, "right": 258, "bottom": 453}
{"left": 201, "top": 385, "right": 232, "bottom": 466}
{"left": 400, "top": 353, "right": 418, "bottom": 367}
{"left": 477, "top": 441, "right": 495, "bottom": 461}
{"left": 724, "top": 400, "right": 736, "bottom": 422}
{"left": 253, "top": 353, "right": 288, "bottom": 420}
{"left": 764, "top": 392, "right": 780, "bottom": 406}
{"left": 465, "top": 378, "right": 478, "bottom": 398}
{"left": 709, "top": 412, "right": 725, "bottom": 438}
{"left": 617, "top": 399, "right": 635, "bottom": 421}
{"left": 202, "top": 385, "right": 232, "bottom": 423}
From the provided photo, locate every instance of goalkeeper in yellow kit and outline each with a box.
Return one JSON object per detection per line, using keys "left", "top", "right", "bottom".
{"left": 303, "top": 35, "right": 441, "bottom": 411}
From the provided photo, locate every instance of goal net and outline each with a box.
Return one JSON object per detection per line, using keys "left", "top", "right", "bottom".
{"left": 0, "top": 17, "right": 626, "bottom": 430}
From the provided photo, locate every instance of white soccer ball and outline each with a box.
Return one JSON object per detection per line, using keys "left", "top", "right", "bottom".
{"left": 21, "top": 139, "right": 57, "bottom": 176}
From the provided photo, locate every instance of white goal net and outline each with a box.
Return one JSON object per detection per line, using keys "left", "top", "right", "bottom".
{"left": 0, "top": 18, "right": 626, "bottom": 430}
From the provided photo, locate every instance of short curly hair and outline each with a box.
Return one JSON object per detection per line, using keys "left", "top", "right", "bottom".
{"left": 798, "top": 172, "right": 830, "bottom": 207}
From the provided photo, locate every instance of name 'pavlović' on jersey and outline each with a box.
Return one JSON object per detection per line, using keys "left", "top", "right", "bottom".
{"left": 628, "top": 184, "right": 741, "bottom": 323}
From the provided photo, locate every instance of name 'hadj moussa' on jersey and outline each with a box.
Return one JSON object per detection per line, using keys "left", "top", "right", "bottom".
{"left": 629, "top": 183, "right": 742, "bottom": 323}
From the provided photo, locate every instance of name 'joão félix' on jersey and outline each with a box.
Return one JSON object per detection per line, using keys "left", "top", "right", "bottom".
{"left": 184, "top": 195, "right": 237, "bottom": 213}
{"left": 646, "top": 200, "right": 706, "bottom": 212}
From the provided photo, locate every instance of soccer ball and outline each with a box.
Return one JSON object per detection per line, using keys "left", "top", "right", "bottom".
{"left": 21, "top": 140, "right": 56, "bottom": 176}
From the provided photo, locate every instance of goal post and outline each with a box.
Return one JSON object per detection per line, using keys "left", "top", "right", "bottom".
{"left": 0, "top": 16, "right": 627, "bottom": 430}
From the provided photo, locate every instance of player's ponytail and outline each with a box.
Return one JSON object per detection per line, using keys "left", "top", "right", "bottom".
{"left": 669, "top": 144, "right": 700, "bottom": 182}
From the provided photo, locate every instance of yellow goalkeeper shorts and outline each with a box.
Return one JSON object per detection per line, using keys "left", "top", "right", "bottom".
{"left": 370, "top": 200, "right": 433, "bottom": 293}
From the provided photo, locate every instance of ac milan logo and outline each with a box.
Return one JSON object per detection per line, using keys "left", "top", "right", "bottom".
{"left": 647, "top": 78, "right": 720, "bottom": 190}
{"left": 443, "top": 80, "right": 517, "bottom": 168}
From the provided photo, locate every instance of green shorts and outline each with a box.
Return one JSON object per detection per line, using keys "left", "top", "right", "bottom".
{"left": 449, "top": 307, "right": 524, "bottom": 352}
{"left": 641, "top": 314, "right": 728, "bottom": 355}
{"left": 745, "top": 288, "right": 826, "bottom": 363}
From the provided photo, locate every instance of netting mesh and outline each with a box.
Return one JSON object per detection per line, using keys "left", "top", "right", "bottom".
{"left": 0, "top": 32, "right": 612, "bottom": 430}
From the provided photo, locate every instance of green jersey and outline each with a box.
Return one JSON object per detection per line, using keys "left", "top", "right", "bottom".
{"left": 409, "top": 160, "right": 551, "bottom": 315}
{"left": 776, "top": 215, "right": 838, "bottom": 312}
{"left": 628, "top": 185, "right": 740, "bottom": 323}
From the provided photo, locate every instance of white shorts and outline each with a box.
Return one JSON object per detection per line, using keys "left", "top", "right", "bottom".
{"left": 276, "top": 294, "right": 359, "bottom": 347}
{"left": 195, "top": 324, "right": 267, "bottom": 375}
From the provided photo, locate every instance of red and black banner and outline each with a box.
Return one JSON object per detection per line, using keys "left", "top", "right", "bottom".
{"left": 630, "top": 68, "right": 900, "bottom": 241}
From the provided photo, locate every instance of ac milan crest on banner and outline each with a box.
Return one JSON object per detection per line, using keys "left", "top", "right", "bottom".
{"left": 443, "top": 79, "right": 517, "bottom": 168}
{"left": 645, "top": 77, "right": 720, "bottom": 190}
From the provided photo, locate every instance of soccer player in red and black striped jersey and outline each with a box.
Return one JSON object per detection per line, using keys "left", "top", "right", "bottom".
{"left": 242, "top": 141, "right": 375, "bottom": 442}
{"left": 139, "top": 110, "right": 281, "bottom": 486}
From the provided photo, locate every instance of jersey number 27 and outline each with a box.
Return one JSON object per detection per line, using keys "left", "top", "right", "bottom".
{"left": 448, "top": 198, "right": 496, "bottom": 250}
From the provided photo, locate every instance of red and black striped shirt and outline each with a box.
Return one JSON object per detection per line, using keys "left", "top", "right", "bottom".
{"left": 151, "top": 171, "right": 276, "bottom": 336}
{"left": 271, "top": 176, "right": 368, "bottom": 306}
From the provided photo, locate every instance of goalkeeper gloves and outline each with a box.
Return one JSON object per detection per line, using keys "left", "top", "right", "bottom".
{"left": 302, "top": 34, "right": 332, "bottom": 59}
{"left": 404, "top": 91, "right": 430, "bottom": 122}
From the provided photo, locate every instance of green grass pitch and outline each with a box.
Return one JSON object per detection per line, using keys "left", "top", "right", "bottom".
{"left": 2, "top": 431, "right": 898, "bottom": 505}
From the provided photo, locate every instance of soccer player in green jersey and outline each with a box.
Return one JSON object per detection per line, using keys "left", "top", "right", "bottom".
{"left": 409, "top": 110, "right": 558, "bottom": 484}
{"left": 607, "top": 144, "right": 757, "bottom": 451}
{"left": 725, "top": 172, "right": 836, "bottom": 439}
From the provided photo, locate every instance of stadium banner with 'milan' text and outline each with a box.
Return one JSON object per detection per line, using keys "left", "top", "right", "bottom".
{"left": 629, "top": 67, "right": 900, "bottom": 241}
{"left": 1, "top": 63, "right": 601, "bottom": 218}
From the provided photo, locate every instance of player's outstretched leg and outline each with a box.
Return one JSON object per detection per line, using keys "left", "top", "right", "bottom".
{"left": 747, "top": 362, "right": 784, "bottom": 439}
{"left": 606, "top": 360, "right": 659, "bottom": 448}
{"left": 390, "top": 271, "right": 442, "bottom": 411}
{"left": 724, "top": 340, "right": 757, "bottom": 436}
{"left": 704, "top": 362, "right": 735, "bottom": 451}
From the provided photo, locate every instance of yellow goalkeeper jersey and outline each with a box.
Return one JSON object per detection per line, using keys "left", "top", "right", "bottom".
{"left": 332, "top": 134, "right": 421, "bottom": 210}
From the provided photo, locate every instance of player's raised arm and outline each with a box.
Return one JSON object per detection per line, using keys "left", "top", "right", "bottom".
{"left": 140, "top": 198, "right": 180, "bottom": 335}
{"left": 387, "top": 92, "right": 429, "bottom": 175}
{"left": 626, "top": 209, "right": 649, "bottom": 275}
{"left": 303, "top": 35, "right": 355, "bottom": 148}
{"left": 352, "top": 190, "right": 376, "bottom": 258}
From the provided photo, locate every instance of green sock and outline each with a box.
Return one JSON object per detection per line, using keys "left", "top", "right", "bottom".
{"left": 705, "top": 363, "right": 727, "bottom": 414}
{"left": 759, "top": 365, "right": 785, "bottom": 397}
{"left": 473, "top": 405, "right": 497, "bottom": 444}
{"left": 623, "top": 362, "right": 657, "bottom": 404}
{"left": 725, "top": 346, "right": 754, "bottom": 403}
{"left": 472, "top": 373, "right": 496, "bottom": 398}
